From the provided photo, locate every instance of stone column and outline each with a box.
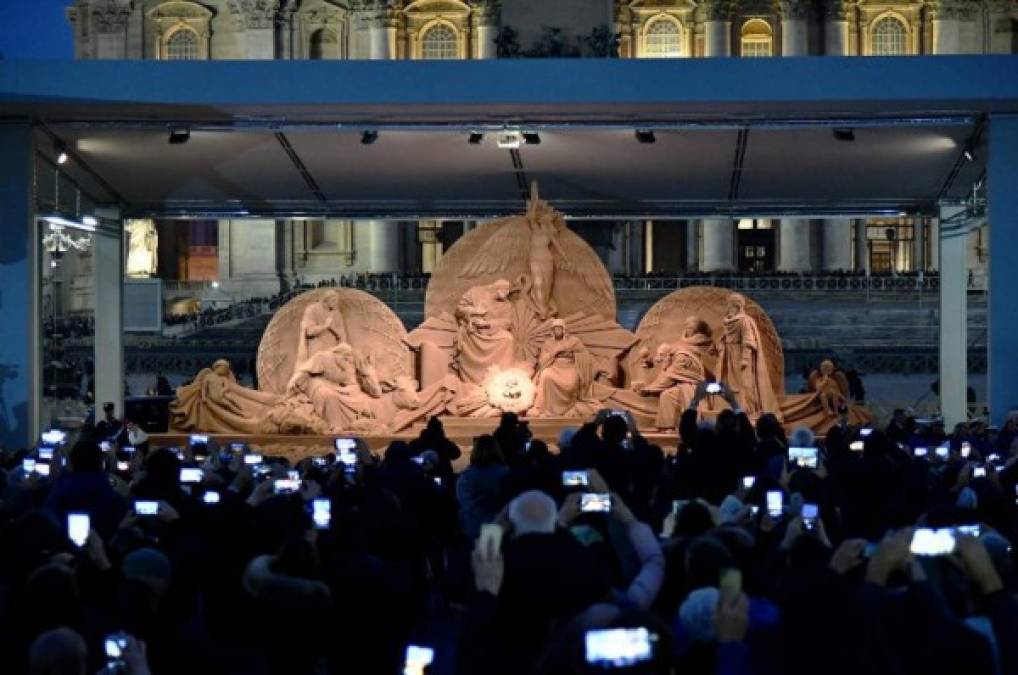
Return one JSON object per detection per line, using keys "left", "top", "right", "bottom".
{"left": 703, "top": 1, "right": 732, "bottom": 56}
{"left": 928, "top": 218, "right": 939, "bottom": 270}
{"left": 0, "top": 123, "right": 42, "bottom": 447}
{"left": 778, "top": 218, "right": 812, "bottom": 271}
{"left": 854, "top": 219, "right": 870, "bottom": 273}
{"left": 824, "top": 0, "right": 851, "bottom": 55}
{"left": 822, "top": 219, "right": 853, "bottom": 271}
{"left": 92, "top": 2, "right": 130, "bottom": 59}
{"left": 938, "top": 204, "right": 967, "bottom": 427}
{"left": 220, "top": 219, "right": 282, "bottom": 296}
{"left": 358, "top": 220, "right": 400, "bottom": 272}
{"left": 780, "top": 0, "right": 810, "bottom": 56}
{"left": 701, "top": 218, "right": 735, "bottom": 271}
{"left": 912, "top": 220, "right": 925, "bottom": 271}
{"left": 93, "top": 217, "right": 124, "bottom": 419}
{"left": 472, "top": 2, "right": 499, "bottom": 59}
{"left": 369, "top": 8, "right": 397, "bottom": 59}
{"left": 686, "top": 221, "right": 700, "bottom": 271}
{"left": 930, "top": 0, "right": 963, "bottom": 54}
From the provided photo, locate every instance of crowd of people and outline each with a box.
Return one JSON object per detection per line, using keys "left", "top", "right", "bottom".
{"left": 1, "top": 402, "right": 1016, "bottom": 674}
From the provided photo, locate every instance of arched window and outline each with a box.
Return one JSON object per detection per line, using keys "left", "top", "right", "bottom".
{"left": 871, "top": 16, "right": 907, "bottom": 55}
{"left": 740, "top": 19, "right": 773, "bottom": 57}
{"left": 166, "top": 29, "right": 199, "bottom": 60}
{"left": 643, "top": 17, "right": 682, "bottom": 57}
{"left": 421, "top": 24, "right": 458, "bottom": 59}
{"left": 310, "top": 28, "right": 339, "bottom": 60}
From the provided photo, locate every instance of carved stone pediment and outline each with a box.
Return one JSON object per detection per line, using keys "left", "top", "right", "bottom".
{"left": 628, "top": 0, "right": 698, "bottom": 11}
{"left": 228, "top": 0, "right": 282, "bottom": 28}
{"left": 148, "top": 1, "right": 215, "bottom": 20}
{"left": 91, "top": 1, "right": 132, "bottom": 33}
{"left": 299, "top": 0, "right": 349, "bottom": 22}
{"left": 403, "top": 0, "right": 471, "bottom": 15}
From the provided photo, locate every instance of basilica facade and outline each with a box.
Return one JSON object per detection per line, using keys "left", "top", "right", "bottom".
{"left": 63, "top": 0, "right": 1013, "bottom": 299}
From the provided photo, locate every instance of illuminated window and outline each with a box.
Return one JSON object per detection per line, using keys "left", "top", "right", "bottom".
{"left": 871, "top": 17, "right": 907, "bottom": 55}
{"left": 166, "top": 29, "right": 199, "bottom": 60}
{"left": 421, "top": 24, "right": 458, "bottom": 59}
{"left": 310, "top": 28, "right": 339, "bottom": 60}
{"left": 740, "top": 19, "right": 773, "bottom": 57}
{"left": 644, "top": 17, "right": 682, "bottom": 57}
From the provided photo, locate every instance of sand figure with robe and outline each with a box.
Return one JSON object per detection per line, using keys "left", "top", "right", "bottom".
{"left": 287, "top": 343, "right": 382, "bottom": 433}
{"left": 169, "top": 359, "right": 279, "bottom": 434}
{"left": 296, "top": 290, "right": 348, "bottom": 366}
{"left": 716, "top": 293, "right": 781, "bottom": 419}
{"left": 530, "top": 319, "right": 601, "bottom": 417}
{"left": 637, "top": 317, "right": 715, "bottom": 429}
{"left": 452, "top": 279, "right": 519, "bottom": 385}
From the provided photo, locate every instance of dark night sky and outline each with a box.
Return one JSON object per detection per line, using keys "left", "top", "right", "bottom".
{"left": 0, "top": 0, "right": 74, "bottom": 60}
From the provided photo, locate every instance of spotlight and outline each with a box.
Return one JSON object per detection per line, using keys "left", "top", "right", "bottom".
{"left": 963, "top": 146, "right": 975, "bottom": 162}
{"left": 168, "top": 128, "right": 191, "bottom": 145}
{"left": 635, "top": 129, "right": 656, "bottom": 144}
{"left": 833, "top": 128, "right": 855, "bottom": 142}
{"left": 522, "top": 131, "right": 541, "bottom": 145}
{"left": 82, "top": 215, "right": 98, "bottom": 227}
{"left": 468, "top": 132, "right": 484, "bottom": 145}
{"left": 361, "top": 130, "right": 379, "bottom": 145}
{"left": 496, "top": 131, "right": 522, "bottom": 149}
{"left": 54, "top": 142, "right": 68, "bottom": 165}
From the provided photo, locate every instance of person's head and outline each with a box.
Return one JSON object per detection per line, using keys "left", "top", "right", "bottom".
{"left": 508, "top": 490, "right": 557, "bottom": 536}
{"left": 551, "top": 318, "right": 566, "bottom": 340}
{"left": 819, "top": 359, "right": 835, "bottom": 376}
{"left": 102, "top": 402, "right": 115, "bottom": 422}
{"left": 601, "top": 414, "right": 628, "bottom": 446}
{"left": 28, "top": 627, "right": 87, "bottom": 675}
{"left": 789, "top": 427, "right": 815, "bottom": 449}
{"left": 498, "top": 411, "right": 519, "bottom": 430}
{"left": 212, "top": 359, "right": 231, "bottom": 377}
{"left": 424, "top": 416, "right": 445, "bottom": 438}
{"left": 837, "top": 403, "right": 849, "bottom": 424}
{"left": 470, "top": 434, "right": 504, "bottom": 468}
{"left": 383, "top": 440, "right": 412, "bottom": 464}
{"left": 492, "top": 279, "right": 512, "bottom": 301}
{"left": 122, "top": 547, "right": 173, "bottom": 597}
{"left": 558, "top": 426, "right": 579, "bottom": 452}
{"left": 756, "top": 413, "right": 783, "bottom": 440}
{"left": 69, "top": 440, "right": 103, "bottom": 473}
{"left": 272, "top": 535, "right": 322, "bottom": 580}
{"left": 685, "top": 535, "right": 736, "bottom": 591}
{"left": 726, "top": 293, "right": 746, "bottom": 317}
{"left": 675, "top": 501, "right": 715, "bottom": 538}
{"left": 715, "top": 409, "right": 737, "bottom": 437}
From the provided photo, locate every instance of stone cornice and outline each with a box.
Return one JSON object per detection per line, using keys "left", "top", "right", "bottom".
{"left": 702, "top": 0, "right": 733, "bottom": 21}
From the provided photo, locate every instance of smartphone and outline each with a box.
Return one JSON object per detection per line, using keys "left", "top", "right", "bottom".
{"left": 802, "top": 503, "right": 819, "bottom": 532}
{"left": 116, "top": 461, "right": 130, "bottom": 472}
{"left": 203, "top": 491, "right": 221, "bottom": 505}
{"left": 193, "top": 454, "right": 207, "bottom": 463}
{"left": 35, "top": 463, "right": 51, "bottom": 477}
{"left": 849, "top": 440, "right": 865, "bottom": 452}
{"left": 100, "top": 441, "right": 113, "bottom": 452}
{"left": 706, "top": 382, "right": 722, "bottom": 394}
{"left": 22, "top": 458, "right": 36, "bottom": 474}
{"left": 719, "top": 568, "right": 742, "bottom": 596}
{"left": 433, "top": 476, "right": 442, "bottom": 486}
{"left": 122, "top": 446, "right": 136, "bottom": 455}
{"left": 38, "top": 447, "right": 54, "bottom": 460}
{"left": 411, "top": 456, "right": 426, "bottom": 466}
{"left": 973, "top": 466, "right": 987, "bottom": 478}
{"left": 338, "top": 449, "right": 357, "bottom": 467}
{"left": 914, "top": 447, "right": 928, "bottom": 458}
{"left": 179, "top": 468, "right": 203, "bottom": 484}
{"left": 67, "top": 512, "right": 90, "bottom": 547}
{"left": 243, "top": 454, "right": 263, "bottom": 465}
{"left": 273, "top": 478, "right": 301, "bottom": 495}
{"left": 189, "top": 434, "right": 208, "bottom": 445}
{"left": 911, "top": 528, "right": 956, "bottom": 556}
{"left": 562, "top": 470, "right": 589, "bottom": 487}
{"left": 134, "top": 500, "right": 159, "bottom": 516}
{"left": 584, "top": 627, "right": 654, "bottom": 667}
{"left": 41, "top": 429, "right": 67, "bottom": 445}
{"left": 961, "top": 442, "right": 972, "bottom": 458}
{"left": 859, "top": 427, "right": 873, "bottom": 437}
{"left": 956, "top": 524, "right": 981, "bottom": 537}
{"left": 312, "top": 456, "right": 328, "bottom": 467}
{"left": 581, "top": 493, "right": 612, "bottom": 513}
{"left": 335, "top": 438, "right": 356, "bottom": 453}
{"left": 405, "top": 645, "right": 435, "bottom": 671}
{"left": 287, "top": 470, "right": 300, "bottom": 482}
{"left": 479, "top": 523, "right": 503, "bottom": 554}
{"left": 311, "top": 498, "right": 331, "bottom": 530}
{"left": 749, "top": 504, "right": 760, "bottom": 517}
{"left": 230, "top": 442, "right": 247, "bottom": 452}
{"left": 766, "top": 490, "right": 783, "bottom": 518}
{"left": 104, "top": 633, "right": 127, "bottom": 660}
{"left": 935, "top": 445, "right": 950, "bottom": 459}
{"left": 789, "top": 447, "right": 818, "bottom": 469}
{"left": 672, "top": 499, "right": 688, "bottom": 515}
{"left": 742, "top": 476, "right": 755, "bottom": 489}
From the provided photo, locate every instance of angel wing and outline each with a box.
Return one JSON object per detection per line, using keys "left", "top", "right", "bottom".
{"left": 807, "top": 369, "right": 822, "bottom": 393}
{"left": 553, "top": 233, "right": 614, "bottom": 306}
{"left": 833, "top": 370, "right": 851, "bottom": 397}
{"left": 457, "top": 218, "right": 530, "bottom": 279}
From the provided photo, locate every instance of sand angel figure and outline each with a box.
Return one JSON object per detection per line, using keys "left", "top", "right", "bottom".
{"left": 457, "top": 182, "right": 613, "bottom": 320}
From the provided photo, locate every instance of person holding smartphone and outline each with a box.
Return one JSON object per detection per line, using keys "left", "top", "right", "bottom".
{"left": 44, "top": 439, "right": 125, "bottom": 540}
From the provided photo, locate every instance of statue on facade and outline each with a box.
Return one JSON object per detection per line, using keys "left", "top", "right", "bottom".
{"left": 530, "top": 319, "right": 601, "bottom": 417}
{"left": 296, "top": 289, "right": 348, "bottom": 365}
{"left": 716, "top": 293, "right": 781, "bottom": 419}
{"left": 125, "top": 219, "right": 158, "bottom": 277}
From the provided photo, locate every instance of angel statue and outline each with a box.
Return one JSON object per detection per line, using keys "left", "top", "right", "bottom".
{"left": 296, "top": 289, "right": 348, "bottom": 366}
{"left": 781, "top": 359, "right": 874, "bottom": 433}
{"left": 810, "top": 359, "right": 850, "bottom": 417}
{"left": 456, "top": 182, "right": 614, "bottom": 320}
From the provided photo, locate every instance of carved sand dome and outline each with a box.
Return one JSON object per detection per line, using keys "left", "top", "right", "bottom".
{"left": 629, "top": 286, "right": 785, "bottom": 397}
{"left": 424, "top": 188, "right": 616, "bottom": 320}
{"left": 256, "top": 288, "right": 413, "bottom": 395}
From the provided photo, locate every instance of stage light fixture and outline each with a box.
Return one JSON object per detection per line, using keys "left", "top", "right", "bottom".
{"left": 496, "top": 131, "right": 522, "bottom": 149}
{"left": 522, "top": 131, "right": 541, "bottom": 145}
{"left": 54, "top": 142, "right": 68, "bottom": 165}
{"left": 635, "top": 130, "right": 656, "bottom": 144}
{"left": 168, "top": 128, "right": 191, "bottom": 145}
{"left": 468, "top": 132, "right": 484, "bottom": 145}
{"left": 833, "top": 128, "right": 855, "bottom": 142}
{"left": 361, "top": 130, "right": 379, "bottom": 145}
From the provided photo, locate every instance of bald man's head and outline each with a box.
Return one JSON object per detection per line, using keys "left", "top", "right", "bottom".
{"left": 508, "top": 490, "right": 557, "bottom": 537}
{"left": 29, "top": 627, "right": 86, "bottom": 675}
